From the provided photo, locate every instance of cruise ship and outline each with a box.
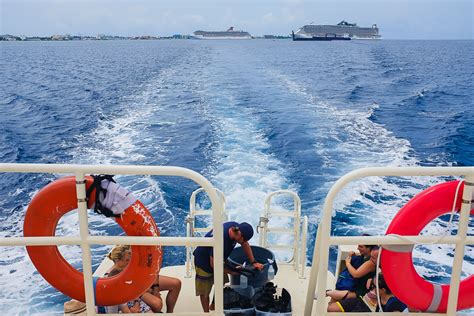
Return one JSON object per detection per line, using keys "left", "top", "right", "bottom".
{"left": 192, "top": 26, "right": 252, "bottom": 40}
{"left": 292, "top": 20, "right": 381, "bottom": 41}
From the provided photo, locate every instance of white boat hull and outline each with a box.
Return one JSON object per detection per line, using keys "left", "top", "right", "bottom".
{"left": 191, "top": 35, "right": 252, "bottom": 40}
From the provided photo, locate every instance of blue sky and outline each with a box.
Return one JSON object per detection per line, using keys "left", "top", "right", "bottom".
{"left": 1, "top": 0, "right": 473, "bottom": 39}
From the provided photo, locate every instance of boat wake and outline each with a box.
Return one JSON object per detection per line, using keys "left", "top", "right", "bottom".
{"left": 267, "top": 70, "right": 473, "bottom": 280}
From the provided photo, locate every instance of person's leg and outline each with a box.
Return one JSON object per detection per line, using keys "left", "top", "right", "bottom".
{"left": 158, "top": 275, "right": 182, "bottom": 313}
{"left": 328, "top": 297, "right": 364, "bottom": 313}
{"left": 140, "top": 292, "right": 163, "bottom": 313}
{"left": 195, "top": 267, "right": 214, "bottom": 313}
{"left": 209, "top": 272, "right": 229, "bottom": 311}
{"left": 199, "top": 295, "right": 210, "bottom": 312}
{"left": 327, "top": 301, "right": 344, "bottom": 312}
{"left": 209, "top": 298, "right": 215, "bottom": 311}
{"left": 326, "top": 289, "right": 355, "bottom": 303}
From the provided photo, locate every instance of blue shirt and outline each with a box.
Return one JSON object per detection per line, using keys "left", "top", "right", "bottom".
{"left": 377, "top": 296, "right": 407, "bottom": 312}
{"left": 193, "top": 221, "right": 239, "bottom": 273}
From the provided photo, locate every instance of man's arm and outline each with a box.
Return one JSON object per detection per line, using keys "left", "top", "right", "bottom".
{"left": 241, "top": 241, "right": 264, "bottom": 270}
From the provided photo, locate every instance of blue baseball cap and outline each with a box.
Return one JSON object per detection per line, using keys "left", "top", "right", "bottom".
{"left": 238, "top": 222, "right": 254, "bottom": 241}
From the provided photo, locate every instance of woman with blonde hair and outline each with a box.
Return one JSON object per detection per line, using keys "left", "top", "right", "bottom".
{"left": 107, "top": 245, "right": 132, "bottom": 273}
{"left": 106, "top": 245, "right": 163, "bottom": 313}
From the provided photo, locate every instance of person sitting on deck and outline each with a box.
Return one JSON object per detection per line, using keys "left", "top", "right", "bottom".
{"left": 193, "top": 221, "right": 265, "bottom": 312}
{"left": 106, "top": 244, "right": 181, "bottom": 313}
{"left": 154, "top": 274, "right": 181, "bottom": 313}
{"left": 327, "top": 273, "right": 407, "bottom": 312}
{"left": 107, "top": 268, "right": 154, "bottom": 313}
{"left": 324, "top": 245, "right": 379, "bottom": 304}
{"left": 105, "top": 245, "right": 161, "bottom": 313}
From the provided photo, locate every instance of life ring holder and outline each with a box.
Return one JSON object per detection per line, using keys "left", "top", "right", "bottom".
{"left": 381, "top": 180, "right": 474, "bottom": 312}
{"left": 23, "top": 176, "right": 162, "bottom": 306}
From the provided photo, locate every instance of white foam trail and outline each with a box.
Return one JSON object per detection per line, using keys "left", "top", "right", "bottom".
{"left": 210, "top": 110, "right": 295, "bottom": 252}
{"left": 191, "top": 72, "right": 296, "bottom": 258}
{"left": 0, "top": 200, "right": 109, "bottom": 314}
{"left": 71, "top": 68, "right": 176, "bottom": 165}
{"left": 69, "top": 68, "right": 176, "bottom": 210}
{"left": 0, "top": 69, "right": 184, "bottom": 314}
{"left": 271, "top": 70, "right": 473, "bottom": 276}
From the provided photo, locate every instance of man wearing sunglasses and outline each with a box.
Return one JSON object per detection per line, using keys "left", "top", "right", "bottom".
{"left": 193, "top": 221, "right": 264, "bottom": 312}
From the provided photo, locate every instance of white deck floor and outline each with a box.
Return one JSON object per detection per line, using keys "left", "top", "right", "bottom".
{"left": 159, "top": 264, "right": 335, "bottom": 314}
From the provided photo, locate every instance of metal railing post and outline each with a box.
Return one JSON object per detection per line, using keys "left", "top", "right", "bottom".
{"left": 446, "top": 175, "right": 473, "bottom": 314}
{"left": 211, "top": 192, "right": 224, "bottom": 314}
{"left": 293, "top": 197, "right": 301, "bottom": 270}
{"left": 299, "top": 216, "right": 308, "bottom": 278}
{"left": 75, "top": 172, "right": 96, "bottom": 316}
{"left": 185, "top": 218, "right": 193, "bottom": 278}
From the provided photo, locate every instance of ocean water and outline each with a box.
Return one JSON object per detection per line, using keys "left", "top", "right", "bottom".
{"left": 0, "top": 39, "right": 473, "bottom": 314}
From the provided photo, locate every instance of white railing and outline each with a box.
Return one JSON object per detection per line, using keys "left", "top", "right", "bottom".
{"left": 0, "top": 163, "right": 225, "bottom": 316}
{"left": 185, "top": 188, "right": 227, "bottom": 278}
{"left": 2, "top": 164, "right": 473, "bottom": 315}
{"left": 306, "top": 166, "right": 474, "bottom": 316}
{"left": 300, "top": 215, "right": 308, "bottom": 279}
{"left": 258, "top": 190, "right": 308, "bottom": 277}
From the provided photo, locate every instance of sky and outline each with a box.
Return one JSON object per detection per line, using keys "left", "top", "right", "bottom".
{"left": 0, "top": 0, "right": 473, "bottom": 39}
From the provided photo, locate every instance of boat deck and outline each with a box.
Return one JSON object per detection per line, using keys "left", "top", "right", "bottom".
{"left": 94, "top": 259, "right": 335, "bottom": 314}
{"left": 160, "top": 265, "right": 335, "bottom": 314}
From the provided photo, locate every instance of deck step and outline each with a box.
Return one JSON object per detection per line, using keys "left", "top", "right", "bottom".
{"left": 268, "top": 212, "right": 296, "bottom": 217}
{"left": 265, "top": 244, "right": 294, "bottom": 250}
{"left": 266, "top": 228, "right": 296, "bottom": 234}
{"left": 193, "top": 227, "right": 211, "bottom": 233}
{"left": 193, "top": 210, "right": 212, "bottom": 216}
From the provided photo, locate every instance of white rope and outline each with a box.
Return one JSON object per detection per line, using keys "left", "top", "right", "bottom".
{"left": 376, "top": 179, "right": 465, "bottom": 313}
{"left": 376, "top": 247, "right": 382, "bottom": 312}
{"left": 386, "top": 179, "right": 463, "bottom": 246}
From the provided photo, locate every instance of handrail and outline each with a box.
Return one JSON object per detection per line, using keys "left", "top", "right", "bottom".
{"left": 185, "top": 187, "right": 227, "bottom": 277}
{"left": 299, "top": 215, "right": 308, "bottom": 278}
{"left": 305, "top": 166, "right": 474, "bottom": 316}
{"left": 0, "top": 163, "right": 225, "bottom": 316}
{"left": 259, "top": 190, "right": 302, "bottom": 270}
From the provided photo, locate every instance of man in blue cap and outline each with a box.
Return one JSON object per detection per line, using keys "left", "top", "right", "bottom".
{"left": 193, "top": 221, "right": 264, "bottom": 312}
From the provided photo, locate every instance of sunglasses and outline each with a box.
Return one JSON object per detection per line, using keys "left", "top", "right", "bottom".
{"left": 369, "top": 282, "right": 376, "bottom": 290}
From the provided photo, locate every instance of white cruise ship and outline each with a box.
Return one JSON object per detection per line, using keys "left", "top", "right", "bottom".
{"left": 293, "top": 20, "right": 381, "bottom": 41}
{"left": 192, "top": 26, "right": 252, "bottom": 40}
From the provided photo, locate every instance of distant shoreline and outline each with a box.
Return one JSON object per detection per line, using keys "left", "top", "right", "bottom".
{"left": 0, "top": 34, "right": 291, "bottom": 41}
{"left": 2, "top": 34, "right": 471, "bottom": 42}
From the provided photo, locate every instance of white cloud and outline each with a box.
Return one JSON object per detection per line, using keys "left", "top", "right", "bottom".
{"left": 262, "top": 12, "right": 276, "bottom": 23}
{"left": 182, "top": 14, "right": 205, "bottom": 24}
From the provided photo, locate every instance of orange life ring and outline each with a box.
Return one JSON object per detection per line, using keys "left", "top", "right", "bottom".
{"left": 23, "top": 176, "right": 162, "bottom": 306}
{"left": 381, "top": 180, "right": 474, "bottom": 312}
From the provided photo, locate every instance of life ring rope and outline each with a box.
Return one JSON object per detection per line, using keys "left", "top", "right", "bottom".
{"left": 385, "top": 179, "right": 464, "bottom": 247}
